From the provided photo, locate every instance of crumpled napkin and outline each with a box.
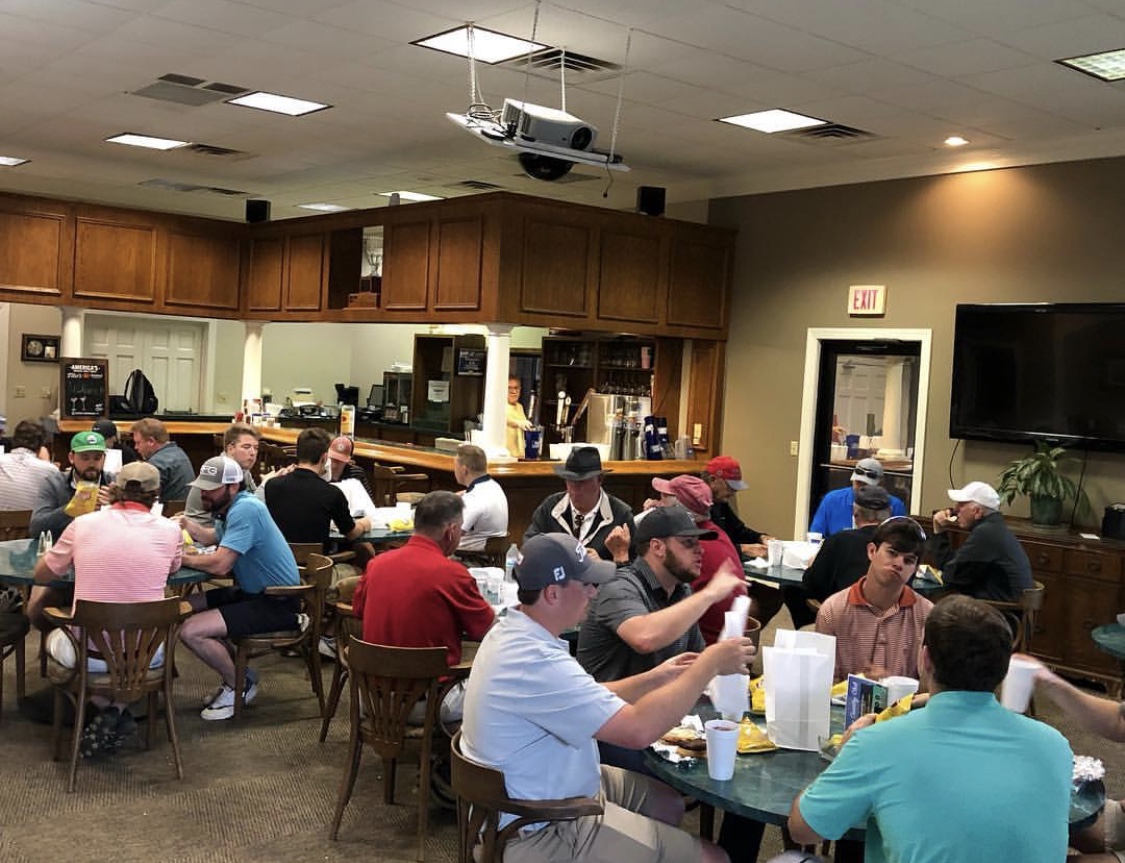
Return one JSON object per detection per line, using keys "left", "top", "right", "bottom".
{"left": 1074, "top": 755, "right": 1105, "bottom": 784}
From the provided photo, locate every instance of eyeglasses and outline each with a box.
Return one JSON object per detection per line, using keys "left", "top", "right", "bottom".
{"left": 879, "top": 515, "right": 927, "bottom": 540}
{"left": 853, "top": 467, "right": 881, "bottom": 479}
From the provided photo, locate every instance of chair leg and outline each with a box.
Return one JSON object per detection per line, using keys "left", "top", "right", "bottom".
{"left": 309, "top": 642, "right": 325, "bottom": 716}
{"left": 417, "top": 732, "right": 433, "bottom": 861}
{"left": 145, "top": 691, "right": 156, "bottom": 751}
{"left": 319, "top": 664, "right": 348, "bottom": 742}
{"left": 68, "top": 695, "right": 88, "bottom": 792}
{"left": 234, "top": 644, "right": 247, "bottom": 718}
{"left": 163, "top": 681, "right": 184, "bottom": 780}
{"left": 329, "top": 731, "right": 365, "bottom": 839}
{"left": 384, "top": 757, "right": 398, "bottom": 805}
{"left": 52, "top": 688, "right": 65, "bottom": 761}
{"left": 39, "top": 630, "right": 48, "bottom": 679}
{"left": 15, "top": 635, "right": 25, "bottom": 700}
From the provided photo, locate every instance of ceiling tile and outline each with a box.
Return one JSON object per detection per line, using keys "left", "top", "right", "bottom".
{"left": 151, "top": 0, "right": 294, "bottom": 37}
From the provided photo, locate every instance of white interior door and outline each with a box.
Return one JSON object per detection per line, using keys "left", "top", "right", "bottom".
{"left": 84, "top": 315, "right": 205, "bottom": 411}
{"left": 835, "top": 357, "right": 887, "bottom": 437}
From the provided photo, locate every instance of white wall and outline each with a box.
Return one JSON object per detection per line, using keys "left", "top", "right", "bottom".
{"left": 7, "top": 304, "right": 62, "bottom": 422}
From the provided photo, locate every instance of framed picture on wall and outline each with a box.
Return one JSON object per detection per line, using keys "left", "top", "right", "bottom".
{"left": 21, "top": 334, "right": 60, "bottom": 363}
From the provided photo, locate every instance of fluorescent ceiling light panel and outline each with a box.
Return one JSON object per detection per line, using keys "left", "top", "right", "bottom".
{"left": 718, "top": 109, "right": 826, "bottom": 133}
{"left": 297, "top": 203, "right": 350, "bottom": 212}
{"left": 105, "top": 133, "right": 189, "bottom": 150}
{"left": 1058, "top": 49, "right": 1125, "bottom": 82}
{"left": 226, "top": 91, "right": 330, "bottom": 116}
{"left": 414, "top": 26, "right": 547, "bottom": 64}
{"left": 379, "top": 191, "right": 443, "bottom": 202}
{"left": 944, "top": 136, "right": 970, "bottom": 147}
{"left": 0, "top": 156, "right": 30, "bottom": 166}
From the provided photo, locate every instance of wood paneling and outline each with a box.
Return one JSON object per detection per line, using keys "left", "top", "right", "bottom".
{"left": 685, "top": 340, "right": 725, "bottom": 455}
{"left": 0, "top": 210, "right": 65, "bottom": 296}
{"left": 598, "top": 230, "right": 662, "bottom": 323}
{"left": 246, "top": 237, "right": 284, "bottom": 311}
{"left": 382, "top": 221, "right": 430, "bottom": 310}
{"left": 73, "top": 218, "right": 156, "bottom": 302}
{"left": 433, "top": 217, "right": 483, "bottom": 310}
{"left": 165, "top": 231, "right": 241, "bottom": 310}
{"left": 284, "top": 233, "right": 325, "bottom": 311}
{"left": 519, "top": 218, "right": 592, "bottom": 317}
{"left": 667, "top": 236, "right": 729, "bottom": 330}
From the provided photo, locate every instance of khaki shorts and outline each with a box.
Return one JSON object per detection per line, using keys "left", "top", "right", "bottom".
{"left": 1103, "top": 798, "right": 1125, "bottom": 861}
{"left": 501, "top": 766, "right": 699, "bottom": 863}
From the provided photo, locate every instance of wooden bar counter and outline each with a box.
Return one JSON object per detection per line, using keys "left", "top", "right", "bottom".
{"left": 57, "top": 419, "right": 701, "bottom": 541}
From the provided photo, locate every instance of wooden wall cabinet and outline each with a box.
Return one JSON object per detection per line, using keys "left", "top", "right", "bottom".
{"left": 667, "top": 231, "right": 730, "bottom": 332}
{"left": 284, "top": 233, "right": 326, "bottom": 311}
{"left": 685, "top": 340, "right": 725, "bottom": 456}
{"left": 245, "top": 237, "right": 285, "bottom": 311}
{"left": 381, "top": 220, "right": 431, "bottom": 311}
{"left": 0, "top": 204, "right": 69, "bottom": 299}
{"left": 411, "top": 333, "right": 486, "bottom": 433}
{"left": 164, "top": 229, "right": 241, "bottom": 312}
{"left": 72, "top": 216, "right": 158, "bottom": 303}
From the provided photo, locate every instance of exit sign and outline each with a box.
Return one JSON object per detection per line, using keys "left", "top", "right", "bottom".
{"left": 848, "top": 284, "right": 886, "bottom": 316}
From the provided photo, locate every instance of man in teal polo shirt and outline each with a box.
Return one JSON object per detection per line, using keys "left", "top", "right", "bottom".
{"left": 180, "top": 455, "right": 300, "bottom": 721}
{"left": 788, "top": 595, "right": 1072, "bottom": 863}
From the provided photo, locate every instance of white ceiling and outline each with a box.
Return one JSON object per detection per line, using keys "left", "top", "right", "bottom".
{"left": 1, "top": 0, "right": 1124, "bottom": 220}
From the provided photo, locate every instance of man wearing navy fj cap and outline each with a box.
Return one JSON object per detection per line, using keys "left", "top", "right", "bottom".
{"left": 461, "top": 533, "right": 756, "bottom": 863}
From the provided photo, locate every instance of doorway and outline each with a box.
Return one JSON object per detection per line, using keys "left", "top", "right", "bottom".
{"left": 794, "top": 328, "right": 932, "bottom": 538}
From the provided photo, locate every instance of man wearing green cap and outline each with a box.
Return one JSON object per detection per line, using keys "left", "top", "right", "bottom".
{"left": 27, "top": 430, "right": 115, "bottom": 629}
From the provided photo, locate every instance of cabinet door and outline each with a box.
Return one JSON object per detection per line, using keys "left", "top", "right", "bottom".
{"left": 597, "top": 229, "right": 662, "bottom": 323}
{"left": 0, "top": 209, "right": 67, "bottom": 297}
{"left": 433, "top": 217, "right": 483, "bottom": 310}
{"left": 246, "top": 237, "right": 284, "bottom": 311}
{"left": 1029, "top": 572, "right": 1064, "bottom": 662}
{"left": 164, "top": 230, "right": 241, "bottom": 311}
{"left": 667, "top": 234, "right": 729, "bottom": 331}
{"left": 685, "top": 340, "right": 725, "bottom": 455}
{"left": 1058, "top": 575, "right": 1122, "bottom": 675}
{"left": 73, "top": 217, "right": 157, "bottom": 302}
{"left": 518, "top": 218, "right": 593, "bottom": 318}
{"left": 382, "top": 221, "right": 431, "bottom": 310}
{"left": 284, "top": 233, "right": 325, "bottom": 311}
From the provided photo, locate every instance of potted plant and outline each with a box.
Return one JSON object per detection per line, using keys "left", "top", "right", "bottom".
{"left": 996, "top": 442, "right": 1089, "bottom": 527}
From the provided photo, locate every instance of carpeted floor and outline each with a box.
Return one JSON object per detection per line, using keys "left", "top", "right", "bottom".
{"left": 1, "top": 608, "right": 1122, "bottom": 863}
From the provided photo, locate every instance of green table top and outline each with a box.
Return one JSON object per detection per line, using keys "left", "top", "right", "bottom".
{"left": 1092, "top": 623, "right": 1125, "bottom": 661}
{"left": 0, "top": 538, "right": 208, "bottom": 589}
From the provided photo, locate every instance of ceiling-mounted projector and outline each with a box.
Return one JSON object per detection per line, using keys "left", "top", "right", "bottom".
{"left": 501, "top": 99, "right": 597, "bottom": 151}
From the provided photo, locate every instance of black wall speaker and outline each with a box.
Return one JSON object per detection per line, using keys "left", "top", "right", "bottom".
{"left": 245, "top": 199, "right": 271, "bottom": 223}
{"left": 636, "top": 186, "right": 666, "bottom": 217}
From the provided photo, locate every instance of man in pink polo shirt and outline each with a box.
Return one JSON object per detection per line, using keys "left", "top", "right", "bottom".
{"left": 34, "top": 461, "right": 183, "bottom": 757}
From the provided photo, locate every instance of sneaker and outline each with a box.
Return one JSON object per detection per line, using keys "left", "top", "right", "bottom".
{"left": 202, "top": 667, "right": 258, "bottom": 705}
{"left": 80, "top": 706, "right": 122, "bottom": 758}
{"left": 318, "top": 636, "right": 337, "bottom": 660}
{"left": 200, "top": 676, "right": 258, "bottom": 721}
{"left": 115, "top": 708, "right": 138, "bottom": 741}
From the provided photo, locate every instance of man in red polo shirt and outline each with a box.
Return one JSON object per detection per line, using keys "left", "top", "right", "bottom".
{"left": 353, "top": 490, "right": 494, "bottom": 721}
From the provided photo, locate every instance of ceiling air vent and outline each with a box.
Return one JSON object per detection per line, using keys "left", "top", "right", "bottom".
{"left": 783, "top": 122, "right": 877, "bottom": 143}
{"left": 139, "top": 178, "right": 252, "bottom": 196}
{"left": 505, "top": 49, "right": 620, "bottom": 73}
{"left": 132, "top": 74, "right": 250, "bottom": 106}
{"left": 184, "top": 142, "right": 248, "bottom": 157}
{"left": 452, "top": 180, "right": 504, "bottom": 191}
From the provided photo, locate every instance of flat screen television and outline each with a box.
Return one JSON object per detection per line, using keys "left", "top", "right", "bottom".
{"left": 950, "top": 303, "right": 1125, "bottom": 452}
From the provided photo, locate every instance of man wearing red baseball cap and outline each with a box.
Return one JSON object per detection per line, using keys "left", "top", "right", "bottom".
{"left": 701, "top": 455, "right": 773, "bottom": 558}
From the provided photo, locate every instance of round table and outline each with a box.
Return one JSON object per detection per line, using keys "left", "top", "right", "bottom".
{"left": 0, "top": 537, "right": 210, "bottom": 590}
{"left": 1091, "top": 623, "right": 1125, "bottom": 660}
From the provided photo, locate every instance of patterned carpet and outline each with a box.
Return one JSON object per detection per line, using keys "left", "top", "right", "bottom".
{"left": 0, "top": 609, "right": 1121, "bottom": 863}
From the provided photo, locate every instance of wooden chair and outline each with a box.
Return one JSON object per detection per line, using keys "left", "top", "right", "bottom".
{"left": 318, "top": 580, "right": 362, "bottom": 743}
{"left": 231, "top": 552, "right": 333, "bottom": 718}
{"left": 450, "top": 729, "right": 603, "bottom": 863}
{"left": 258, "top": 441, "right": 297, "bottom": 475}
{"left": 0, "top": 611, "right": 29, "bottom": 718}
{"left": 371, "top": 464, "right": 431, "bottom": 507}
{"left": 0, "top": 509, "right": 32, "bottom": 540}
{"left": 455, "top": 534, "right": 510, "bottom": 569}
{"left": 162, "top": 499, "right": 187, "bottom": 517}
{"left": 329, "top": 640, "right": 448, "bottom": 860}
{"left": 44, "top": 598, "right": 186, "bottom": 791}
{"left": 983, "top": 580, "right": 1046, "bottom": 652}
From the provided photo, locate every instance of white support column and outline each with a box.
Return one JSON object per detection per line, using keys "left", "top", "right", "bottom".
{"left": 241, "top": 321, "right": 266, "bottom": 409}
{"left": 880, "top": 356, "right": 907, "bottom": 457}
{"left": 482, "top": 325, "right": 513, "bottom": 454}
{"left": 60, "top": 306, "right": 82, "bottom": 358}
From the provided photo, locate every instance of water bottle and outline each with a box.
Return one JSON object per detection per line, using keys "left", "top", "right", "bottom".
{"left": 504, "top": 543, "right": 519, "bottom": 584}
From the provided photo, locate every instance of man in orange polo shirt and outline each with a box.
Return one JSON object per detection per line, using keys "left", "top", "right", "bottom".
{"left": 815, "top": 516, "right": 932, "bottom": 682}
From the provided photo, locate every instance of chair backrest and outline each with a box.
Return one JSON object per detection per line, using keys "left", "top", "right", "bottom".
{"left": 449, "top": 730, "right": 603, "bottom": 863}
{"left": 71, "top": 597, "right": 182, "bottom": 702}
{"left": 162, "top": 499, "right": 187, "bottom": 517}
{"left": 983, "top": 580, "right": 1045, "bottom": 652}
{"left": 299, "top": 553, "right": 334, "bottom": 635}
{"left": 289, "top": 542, "right": 322, "bottom": 567}
{"left": 347, "top": 639, "right": 448, "bottom": 759}
{"left": 0, "top": 509, "right": 32, "bottom": 540}
{"left": 456, "top": 534, "right": 510, "bottom": 569}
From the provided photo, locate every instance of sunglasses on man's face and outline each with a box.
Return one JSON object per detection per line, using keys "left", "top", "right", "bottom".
{"left": 880, "top": 515, "right": 927, "bottom": 540}
{"left": 853, "top": 467, "right": 881, "bottom": 479}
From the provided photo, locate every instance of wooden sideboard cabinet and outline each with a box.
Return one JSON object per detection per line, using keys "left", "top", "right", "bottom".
{"left": 945, "top": 519, "right": 1125, "bottom": 692}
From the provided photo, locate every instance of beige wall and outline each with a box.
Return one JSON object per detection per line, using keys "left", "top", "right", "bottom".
{"left": 711, "top": 156, "right": 1125, "bottom": 535}
{"left": 5, "top": 304, "right": 62, "bottom": 424}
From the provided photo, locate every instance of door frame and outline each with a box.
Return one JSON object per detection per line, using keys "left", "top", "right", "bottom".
{"left": 794, "top": 327, "right": 933, "bottom": 539}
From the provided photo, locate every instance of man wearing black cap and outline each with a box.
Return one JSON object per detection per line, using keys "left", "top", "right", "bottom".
{"left": 809, "top": 457, "right": 907, "bottom": 537}
{"left": 523, "top": 446, "right": 636, "bottom": 563}
{"left": 462, "top": 533, "right": 755, "bottom": 863}
{"left": 91, "top": 418, "right": 138, "bottom": 466}
{"left": 785, "top": 484, "right": 893, "bottom": 629}
{"left": 578, "top": 505, "right": 744, "bottom": 683}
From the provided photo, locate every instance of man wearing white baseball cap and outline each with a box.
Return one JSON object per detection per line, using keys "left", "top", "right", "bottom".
{"left": 809, "top": 457, "right": 908, "bottom": 537}
{"left": 932, "top": 480, "right": 1032, "bottom": 602}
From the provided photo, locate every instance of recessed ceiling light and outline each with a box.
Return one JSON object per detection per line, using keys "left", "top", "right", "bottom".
{"left": 105, "top": 133, "right": 189, "bottom": 150}
{"left": 944, "top": 136, "right": 970, "bottom": 147}
{"left": 1058, "top": 49, "right": 1125, "bottom": 82}
{"left": 297, "top": 203, "right": 350, "bottom": 212}
{"left": 226, "top": 91, "right": 330, "bottom": 117}
{"left": 717, "top": 109, "right": 827, "bottom": 134}
{"left": 0, "top": 155, "right": 30, "bottom": 166}
{"left": 413, "top": 25, "right": 547, "bottom": 64}
{"left": 379, "top": 191, "right": 444, "bottom": 202}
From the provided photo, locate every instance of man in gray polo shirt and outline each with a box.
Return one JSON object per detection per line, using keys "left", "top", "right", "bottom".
{"left": 462, "top": 533, "right": 755, "bottom": 863}
{"left": 578, "top": 505, "right": 744, "bottom": 682}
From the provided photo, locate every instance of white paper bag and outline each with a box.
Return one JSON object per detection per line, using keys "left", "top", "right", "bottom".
{"left": 709, "top": 596, "right": 751, "bottom": 720}
{"left": 762, "top": 630, "right": 835, "bottom": 751}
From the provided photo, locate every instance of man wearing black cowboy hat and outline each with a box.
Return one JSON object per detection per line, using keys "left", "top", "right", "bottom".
{"left": 524, "top": 446, "right": 636, "bottom": 564}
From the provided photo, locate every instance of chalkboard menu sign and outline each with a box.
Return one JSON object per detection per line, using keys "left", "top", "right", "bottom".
{"left": 60, "top": 358, "right": 109, "bottom": 420}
